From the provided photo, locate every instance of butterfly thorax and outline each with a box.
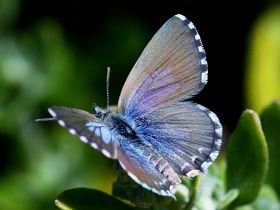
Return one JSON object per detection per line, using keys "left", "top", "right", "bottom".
{"left": 104, "top": 113, "right": 138, "bottom": 140}
{"left": 92, "top": 103, "right": 138, "bottom": 140}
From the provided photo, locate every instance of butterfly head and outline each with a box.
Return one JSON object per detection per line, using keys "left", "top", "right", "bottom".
{"left": 92, "top": 103, "right": 109, "bottom": 118}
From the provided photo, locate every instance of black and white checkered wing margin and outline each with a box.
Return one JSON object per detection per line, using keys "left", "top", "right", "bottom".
{"left": 48, "top": 106, "right": 117, "bottom": 159}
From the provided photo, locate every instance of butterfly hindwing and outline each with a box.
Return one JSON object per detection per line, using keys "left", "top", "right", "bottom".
{"left": 114, "top": 101, "right": 222, "bottom": 197}
{"left": 116, "top": 136, "right": 179, "bottom": 197}
{"left": 134, "top": 101, "right": 222, "bottom": 177}
{"left": 118, "top": 14, "right": 207, "bottom": 115}
{"left": 48, "top": 106, "right": 117, "bottom": 159}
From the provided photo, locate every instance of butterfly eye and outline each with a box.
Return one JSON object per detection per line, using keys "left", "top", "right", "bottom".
{"left": 92, "top": 103, "right": 106, "bottom": 117}
{"left": 125, "top": 126, "right": 133, "bottom": 135}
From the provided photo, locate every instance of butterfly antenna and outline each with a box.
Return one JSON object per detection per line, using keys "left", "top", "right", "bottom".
{"left": 106, "top": 66, "right": 111, "bottom": 109}
{"left": 35, "top": 117, "right": 56, "bottom": 122}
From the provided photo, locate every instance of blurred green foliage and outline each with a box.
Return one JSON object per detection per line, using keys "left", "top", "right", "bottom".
{"left": 245, "top": 6, "right": 280, "bottom": 112}
{"left": 0, "top": 0, "right": 20, "bottom": 29}
{"left": 0, "top": 16, "right": 114, "bottom": 210}
{"left": 0, "top": 1, "right": 148, "bottom": 209}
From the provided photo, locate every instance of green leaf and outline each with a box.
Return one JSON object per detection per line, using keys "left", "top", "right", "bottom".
{"left": 216, "top": 189, "right": 239, "bottom": 210}
{"left": 226, "top": 110, "right": 268, "bottom": 207}
{"left": 261, "top": 99, "right": 280, "bottom": 197}
{"left": 236, "top": 185, "right": 280, "bottom": 210}
{"left": 112, "top": 164, "right": 174, "bottom": 209}
{"left": 182, "top": 176, "right": 200, "bottom": 210}
{"left": 55, "top": 188, "right": 134, "bottom": 210}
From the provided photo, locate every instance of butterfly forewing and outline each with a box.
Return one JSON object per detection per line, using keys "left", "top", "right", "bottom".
{"left": 48, "top": 106, "right": 117, "bottom": 159}
{"left": 118, "top": 14, "right": 208, "bottom": 115}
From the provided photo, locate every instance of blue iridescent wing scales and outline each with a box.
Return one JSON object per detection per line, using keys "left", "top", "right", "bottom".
{"left": 118, "top": 14, "right": 207, "bottom": 115}
{"left": 117, "top": 138, "right": 179, "bottom": 197}
{"left": 136, "top": 101, "right": 222, "bottom": 176}
{"left": 114, "top": 14, "right": 222, "bottom": 197}
{"left": 116, "top": 101, "right": 222, "bottom": 197}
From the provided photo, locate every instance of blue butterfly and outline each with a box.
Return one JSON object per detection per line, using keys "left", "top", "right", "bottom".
{"left": 40, "top": 14, "right": 222, "bottom": 197}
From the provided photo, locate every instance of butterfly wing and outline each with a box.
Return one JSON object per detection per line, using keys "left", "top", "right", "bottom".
{"left": 137, "top": 101, "right": 222, "bottom": 176}
{"left": 117, "top": 137, "right": 179, "bottom": 197}
{"left": 115, "top": 14, "right": 221, "bottom": 196}
{"left": 118, "top": 14, "right": 207, "bottom": 116}
{"left": 48, "top": 106, "right": 117, "bottom": 159}
{"left": 116, "top": 101, "right": 222, "bottom": 197}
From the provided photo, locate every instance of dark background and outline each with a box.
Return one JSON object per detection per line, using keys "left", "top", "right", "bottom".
{"left": 17, "top": 0, "right": 266, "bottom": 129}
{"left": 0, "top": 0, "right": 272, "bottom": 209}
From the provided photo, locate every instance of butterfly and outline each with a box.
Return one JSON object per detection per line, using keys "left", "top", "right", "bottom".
{"left": 38, "top": 14, "right": 222, "bottom": 198}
